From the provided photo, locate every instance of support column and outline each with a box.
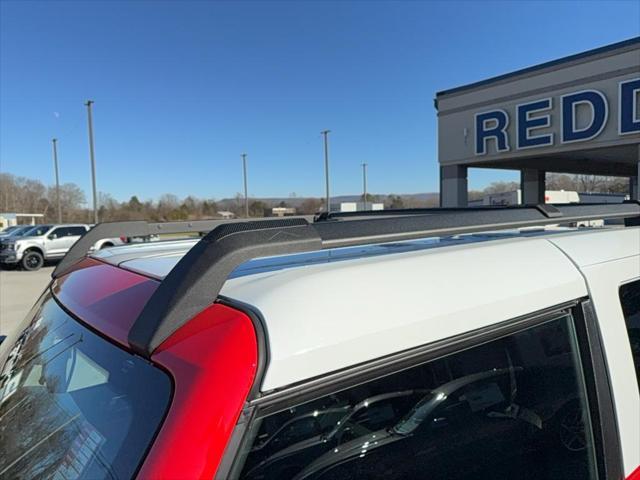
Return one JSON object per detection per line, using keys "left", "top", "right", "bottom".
{"left": 440, "top": 165, "right": 468, "bottom": 207}
{"left": 520, "top": 168, "right": 546, "bottom": 205}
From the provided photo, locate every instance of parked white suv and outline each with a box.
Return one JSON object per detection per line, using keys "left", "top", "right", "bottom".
{"left": 0, "top": 224, "right": 123, "bottom": 271}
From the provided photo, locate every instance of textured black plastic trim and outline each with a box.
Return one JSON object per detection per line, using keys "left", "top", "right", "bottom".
{"left": 314, "top": 203, "right": 640, "bottom": 248}
{"left": 56, "top": 204, "right": 640, "bottom": 281}
{"left": 213, "top": 297, "right": 270, "bottom": 480}
{"left": 574, "top": 300, "right": 624, "bottom": 480}
{"left": 214, "top": 405, "right": 257, "bottom": 480}
{"left": 128, "top": 219, "right": 322, "bottom": 355}
{"left": 315, "top": 206, "right": 481, "bottom": 220}
{"left": 53, "top": 219, "right": 239, "bottom": 278}
{"left": 535, "top": 203, "right": 562, "bottom": 218}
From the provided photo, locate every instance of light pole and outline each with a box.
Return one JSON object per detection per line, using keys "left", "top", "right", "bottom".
{"left": 321, "top": 130, "right": 331, "bottom": 213}
{"left": 242, "top": 153, "right": 249, "bottom": 218}
{"left": 361, "top": 162, "right": 368, "bottom": 211}
{"left": 52, "top": 138, "right": 62, "bottom": 223}
{"left": 85, "top": 100, "right": 98, "bottom": 224}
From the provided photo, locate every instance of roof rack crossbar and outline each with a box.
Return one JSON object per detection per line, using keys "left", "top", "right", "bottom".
{"left": 49, "top": 202, "right": 640, "bottom": 356}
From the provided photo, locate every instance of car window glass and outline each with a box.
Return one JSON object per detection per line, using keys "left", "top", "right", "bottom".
{"left": 24, "top": 225, "right": 52, "bottom": 236}
{"left": 67, "top": 226, "right": 87, "bottom": 236}
{"left": 350, "top": 400, "right": 395, "bottom": 429}
{"left": 49, "top": 227, "right": 68, "bottom": 238}
{"left": 12, "top": 227, "right": 30, "bottom": 236}
{"left": 619, "top": 280, "right": 640, "bottom": 389}
{"left": 3, "top": 226, "right": 26, "bottom": 237}
{"left": 316, "top": 409, "right": 349, "bottom": 434}
{"left": 346, "top": 392, "right": 423, "bottom": 437}
{"left": 278, "top": 417, "right": 320, "bottom": 445}
{"left": 235, "top": 313, "right": 598, "bottom": 480}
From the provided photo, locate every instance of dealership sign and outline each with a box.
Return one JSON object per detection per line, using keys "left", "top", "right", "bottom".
{"left": 475, "top": 78, "right": 640, "bottom": 155}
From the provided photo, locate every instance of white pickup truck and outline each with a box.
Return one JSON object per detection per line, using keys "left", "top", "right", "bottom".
{"left": 0, "top": 224, "right": 124, "bottom": 271}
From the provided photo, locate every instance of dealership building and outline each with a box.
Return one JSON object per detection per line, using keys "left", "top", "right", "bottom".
{"left": 436, "top": 37, "right": 640, "bottom": 207}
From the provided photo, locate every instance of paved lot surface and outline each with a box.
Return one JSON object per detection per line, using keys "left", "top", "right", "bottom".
{"left": 0, "top": 266, "right": 53, "bottom": 337}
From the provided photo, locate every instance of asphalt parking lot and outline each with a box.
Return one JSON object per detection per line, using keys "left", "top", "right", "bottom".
{"left": 0, "top": 266, "right": 53, "bottom": 337}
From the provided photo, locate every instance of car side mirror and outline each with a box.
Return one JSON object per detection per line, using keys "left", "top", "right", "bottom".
{"left": 48, "top": 234, "right": 57, "bottom": 240}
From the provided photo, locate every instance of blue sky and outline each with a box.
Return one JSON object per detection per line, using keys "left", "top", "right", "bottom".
{"left": 1, "top": 1, "right": 639, "bottom": 203}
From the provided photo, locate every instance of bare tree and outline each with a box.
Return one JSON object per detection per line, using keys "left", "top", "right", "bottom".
{"left": 483, "top": 181, "right": 520, "bottom": 194}
{"left": 299, "top": 198, "right": 322, "bottom": 214}
{"left": 547, "top": 173, "right": 628, "bottom": 194}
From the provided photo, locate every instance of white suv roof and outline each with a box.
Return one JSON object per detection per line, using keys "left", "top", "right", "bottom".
{"left": 93, "top": 225, "right": 640, "bottom": 391}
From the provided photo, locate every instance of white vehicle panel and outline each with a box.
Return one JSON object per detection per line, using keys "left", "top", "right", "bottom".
{"left": 548, "top": 227, "right": 640, "bottom": 267}
{"left": 575, "top": 257, "right": 640, "bottom": 476}
{"left": 122, "top": 253, "right": 189, "bottom": 279}
{"left": 94, "top": 239, "right": 197, "bottom": 260}
{"left": 221, "top": 237, "right": 587, "bottom": 391}
{"left": 549, "top": 227, "right": 640, "bottom": 475}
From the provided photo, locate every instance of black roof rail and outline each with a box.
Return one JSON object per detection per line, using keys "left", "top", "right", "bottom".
{"left": 51, "top": 202, "right": 640, "bottom": 356}
{"left": 52, "top": 216, "right": 316, "bottom": 278}
{"left": 312, "top": 203, "right": 637, "bottom": 248}
{"left": 52, "top": 219, "right": 239, "bottom": 278}
{"left": 314, "top": 203, "right": 565, "bottom": 221}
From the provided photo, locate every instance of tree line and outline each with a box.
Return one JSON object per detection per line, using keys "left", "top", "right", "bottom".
{"left": 0, "top": 172, "right": 422, "bottom": 222}
{"left": 0, "top": 171, "right": 630, "bottom": 224}
{"left": 1, "top": 173, "right": 86, "bottom": 222}
{"left": 469, "top": 173, "right": 628, "bottom": 201}
{"left": 0, "top": 173, "right": 328, "bottom": 222}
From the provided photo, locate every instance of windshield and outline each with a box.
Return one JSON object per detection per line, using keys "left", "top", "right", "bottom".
{"left": 2, "top": 226, "right": 32, "bottom": 238}
{"left": 22, "top": 225, "right": 53, "bottom": 237}
{"left": 0, "top": 292, "right": 171, "bottom": 479}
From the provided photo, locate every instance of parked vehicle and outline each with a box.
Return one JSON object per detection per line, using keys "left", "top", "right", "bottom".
{"left": 0, "top": 225, "right": 38, "bottom": 239}
{"left": 0, "top": 225, "right": 22, "bottom": 236}
{"left": 0, "top": 204, "right": 639, "bottom": 480}
{"left": 0, "top": 224, "right": 124, "bottom": 271}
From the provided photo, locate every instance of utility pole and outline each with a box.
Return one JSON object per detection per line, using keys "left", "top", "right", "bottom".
{"left": 361, "top": 162, "right": 368, "bottom": 211}
{"left": 52, "top": 138, "right": 62, "bottom": 223}
{"left": 242, "top": 153, "right": 249, "bottom": 218}
{"left": 85, "top": 100, "right": 99, "bottom": 224}
{"left": 321, "top": 130, "right": 331, "bottom": 213}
